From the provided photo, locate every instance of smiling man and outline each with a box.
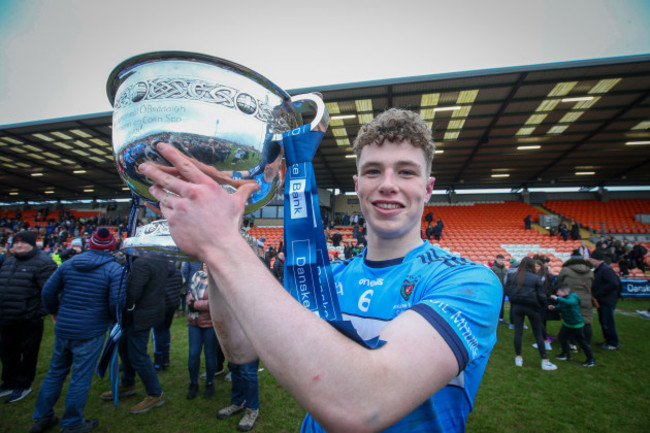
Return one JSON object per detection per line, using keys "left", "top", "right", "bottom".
{"left": 140, "top": 108, "right": 501, "bottom": 432}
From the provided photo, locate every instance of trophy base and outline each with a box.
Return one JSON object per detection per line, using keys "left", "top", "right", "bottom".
{"left": 120, "top": 219, "right": 199, "bottom": 261}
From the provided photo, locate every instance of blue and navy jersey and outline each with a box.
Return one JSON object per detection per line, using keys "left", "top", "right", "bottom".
{"left": 301, "top": 241, "right": 501, "bottom": 433}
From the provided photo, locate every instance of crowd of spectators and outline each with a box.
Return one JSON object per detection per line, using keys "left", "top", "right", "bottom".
{"left": 0, "top": 205, "right": 648, "bottom": 432}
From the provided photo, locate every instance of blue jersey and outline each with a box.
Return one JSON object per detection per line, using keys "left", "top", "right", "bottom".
{"left": 301, "top": 241, "right": 501, "bottom": 432}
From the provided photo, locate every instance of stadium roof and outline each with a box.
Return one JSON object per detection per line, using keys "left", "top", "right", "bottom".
{"left": 1, "top": 54, "right": 649, "bottom": 203}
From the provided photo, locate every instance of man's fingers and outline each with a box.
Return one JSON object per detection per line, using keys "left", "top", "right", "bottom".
{"left": 235, "top": 180, "right": 261, "bottom": 205}
{"left": 152, "top": 165, "right": 180, "bottom": 176}
{"left": 153, "top": 142, "right": 210, "bottom": 185}
{"left": 144, "top": 202, "right": 163, "bottom": 216}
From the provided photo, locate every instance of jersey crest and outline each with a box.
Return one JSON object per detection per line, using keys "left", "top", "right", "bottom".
{"left": 400, "top": 274, "right": 419, "bottom": 301}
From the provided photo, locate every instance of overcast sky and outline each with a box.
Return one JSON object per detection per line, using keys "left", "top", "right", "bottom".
{"left": 1, "top": 0, "right": 649, "bottom": 127}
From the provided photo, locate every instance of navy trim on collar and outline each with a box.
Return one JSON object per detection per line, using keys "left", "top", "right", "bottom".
{"left": 364, "top": 256, "right": 405, "bottom": 268}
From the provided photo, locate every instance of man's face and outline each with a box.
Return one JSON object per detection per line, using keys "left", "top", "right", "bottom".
{"left": 496, "top": 257, "right": 504, "bottom": 265}
{"left": 353, "top": 140, "right": 434, "bottom": 241}
{"left": 589, "top": 258, "right": 602, "bottom": 267}
{"left": 263, "top": 156, "right": 282, "bottom": 178}
{"left": 12, "top": 240, "right": 33, "bottom": 255}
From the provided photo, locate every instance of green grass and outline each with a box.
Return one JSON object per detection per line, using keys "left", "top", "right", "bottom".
{"left": 2, "top": 299, "right": 650, "bottom": 432}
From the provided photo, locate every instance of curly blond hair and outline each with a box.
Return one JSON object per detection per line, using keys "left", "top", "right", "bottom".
{"left": 353, "top": 108, "right": 435, "bottom": 172}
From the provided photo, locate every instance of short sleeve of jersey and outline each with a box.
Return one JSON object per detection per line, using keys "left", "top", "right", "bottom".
{"left": 411, "top": 255, "right": 502, "bottom": 373}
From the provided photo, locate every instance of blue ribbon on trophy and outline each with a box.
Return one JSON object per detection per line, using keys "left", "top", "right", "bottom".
{"left": 282, "top": 125, "right": 385, "bottom": 349}
{"left": 96, "top": 193, "right": 140, "bottom": 405}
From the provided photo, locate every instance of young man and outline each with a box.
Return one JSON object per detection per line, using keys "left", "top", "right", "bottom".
{"left": 140, "top": 108, "right": 501, "bottom": 431}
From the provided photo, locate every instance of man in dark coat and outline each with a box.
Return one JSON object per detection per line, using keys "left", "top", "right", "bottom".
{"left": 100, "top": 256, "right": 167, "bottom": 414}
{"left": 58, "top": 238, "right": 83, "bottom": 263}
{"left": 273, "top": 252, "right": 285, "bottom": 284}
{"left": 590, "top": 248, "right": 621, "bottom": 350}
{"left": 629, "top": 241, "right": 648, "bottom": 271}
{"left": 331, "top": 231, "right": 342, "bottom": 247}
{"left": 0, "top": 231, "right": 57, "bottom": 403}
{"left": 153, "top": 261, "right": 182, "bottom": 371}
{"left": 30, "top": 228, "right": 124, "bottom": 433}
{"left": 432, "top": 219, "right": 444, "bottom": 241}
{"left": 490, "top": 254, "right": 508, "bottom": 324}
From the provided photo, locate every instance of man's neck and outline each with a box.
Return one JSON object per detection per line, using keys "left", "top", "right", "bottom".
{"left": 364, "top": 231, "right": 423, "bottom": 261}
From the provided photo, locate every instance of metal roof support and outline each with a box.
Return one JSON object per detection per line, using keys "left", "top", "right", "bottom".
{"left": 453, "top": 72, "right": 528, "bottom": 183}
{"left": 531, "top": 89, "right": 650, "bottom": 182}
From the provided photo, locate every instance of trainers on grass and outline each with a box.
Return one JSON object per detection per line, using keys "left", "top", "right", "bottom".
{"left": 217, "top": 402, "right": 245, "bottom": 420}
{"left": 5, "top": 387, "right": 31, "bottom": 403}
{"left": 237, "top": 408, "right": 259, "bottom": 432}
{"left": 541, "top": 360, "right": 558, "bottom": 371}
{"left": 60, "top": 419, "right": 98, "bottom": 433}
{"left": 130, "top": 394, "right": 164, "bottom": 414}
{"left": 100, "top": 385, "right": 135, "bottom": 401}
{"left": 186, "top": 383, "right": 198, "bottom": 400}
{"left": 203, "top": 383, "right": 214, "bottom": 398}
{"left": 582, "top": 359, "right": 596, "bottom": 367}
{"left": 515, "top": 356, "right": 523, "bottom": 367}
{"left": 555, "top": 353, "right": 570, "bottom": 361}
{"left": 29, "top": 415, "right": 58, "bottom": 433}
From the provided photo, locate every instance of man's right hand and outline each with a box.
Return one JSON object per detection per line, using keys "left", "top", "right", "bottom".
{"left": 138, "top": 142, "right": 260, "bottom": 262}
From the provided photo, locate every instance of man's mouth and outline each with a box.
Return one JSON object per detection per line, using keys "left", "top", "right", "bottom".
{"left": 374, "top": 202, "right": 403, "bottom": 209}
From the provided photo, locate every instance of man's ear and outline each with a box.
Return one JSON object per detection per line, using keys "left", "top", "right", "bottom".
{"left": 425, "top": 177, "right": 435, "bottom": 203}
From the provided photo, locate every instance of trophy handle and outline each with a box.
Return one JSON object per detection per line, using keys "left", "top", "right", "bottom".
{"left": 291, "top": 93, "right": 330, "bottom": 133}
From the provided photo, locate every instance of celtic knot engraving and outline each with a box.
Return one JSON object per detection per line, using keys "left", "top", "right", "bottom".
{"left": 115, "top": 78, "right": 274, "bottom": 123}
{"left": 136, "top": 219, "right": 170, "bottom": 236}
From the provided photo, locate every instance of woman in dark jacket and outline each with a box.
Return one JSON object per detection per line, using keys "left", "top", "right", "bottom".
{"left": 505, "top": 257, "right": 558, "bottom": 371}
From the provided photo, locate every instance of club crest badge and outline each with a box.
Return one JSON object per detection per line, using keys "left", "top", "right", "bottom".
{"left": 400, "top": 275, "right": 419, "bottom": 301}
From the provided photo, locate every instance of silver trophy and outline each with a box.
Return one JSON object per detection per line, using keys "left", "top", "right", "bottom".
{"left": 107, "top": 51, "right": 329, "bottom": 260}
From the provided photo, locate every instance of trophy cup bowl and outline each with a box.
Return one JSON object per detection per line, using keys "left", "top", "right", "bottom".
{"left": 107, "top": 51, "right": 328, "bottom": 260}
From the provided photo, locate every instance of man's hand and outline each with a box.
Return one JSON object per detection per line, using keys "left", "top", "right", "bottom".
{"left": 138, "top": 142, "right": 260, "bottom": 261}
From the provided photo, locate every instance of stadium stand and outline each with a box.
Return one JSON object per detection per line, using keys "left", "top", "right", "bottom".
{"left": 543, "top": 199, "right": 650, "bottom": 234}
{"left": 3, "top": 201, "right": 648, "bottom": 277}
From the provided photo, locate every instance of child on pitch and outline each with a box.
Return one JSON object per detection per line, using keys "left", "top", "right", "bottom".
{"left": 548, "top": 284, "right": 596, "bottom": 367}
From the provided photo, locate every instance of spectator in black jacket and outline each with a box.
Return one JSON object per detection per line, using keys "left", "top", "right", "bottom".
{"left": 58, "top": 238, "right": 83, "bottom": 263}
{"left": 272, "top": 252, "right": 285, "bottom": 284}
{"left": 331, "top": 231, "right": 342, "bottom": 247}
{"left": 590, "top": 249, "right": 621, "bottom": 350}
{"left": 153, "top": 261, "right": 183, "bottom": 371}
{"left": 0, "top": 230, "right": 57, "bottom": 403}
{"left": 100, "top": 257, "right": 167, "bottom": 414}
{"left": 432, "top": 219, "right": 444, "bottom": 241}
